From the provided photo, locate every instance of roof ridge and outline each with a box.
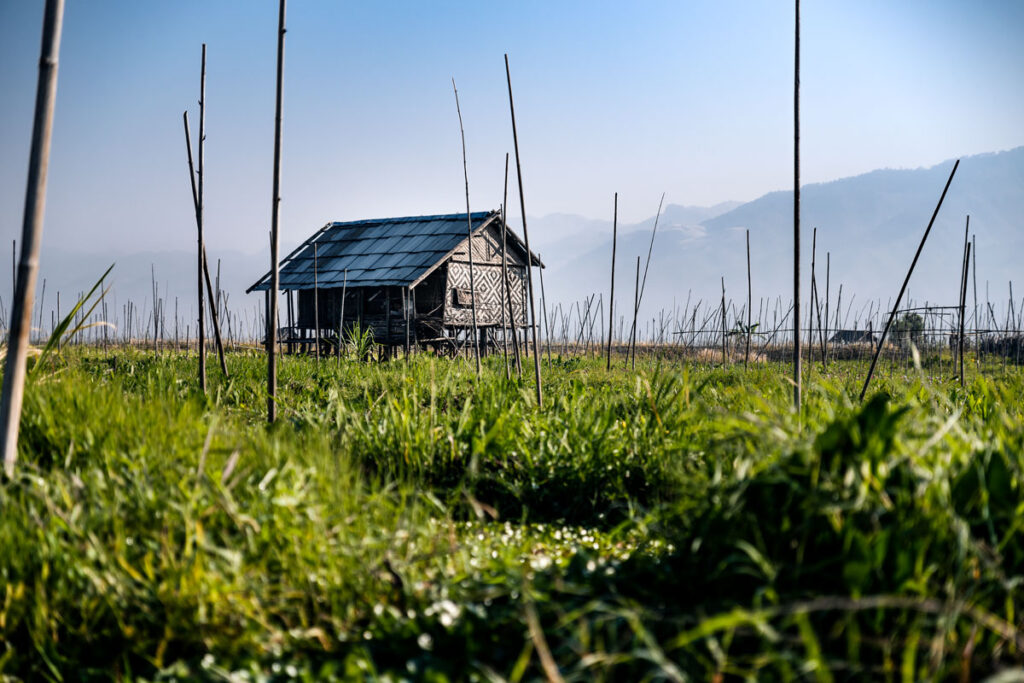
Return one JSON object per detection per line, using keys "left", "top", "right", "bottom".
{"left": 329, "top": 211, "right": 495, "bottom": 227}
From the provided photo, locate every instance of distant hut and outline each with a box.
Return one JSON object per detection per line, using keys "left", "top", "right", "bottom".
{"left": 247, "top": 211, "right": 543, "bottom": 356}
{"left": 828, "top": 328, "right": 876, "bottom": 344}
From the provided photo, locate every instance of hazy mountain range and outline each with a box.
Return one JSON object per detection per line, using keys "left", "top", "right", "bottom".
{"left": 15, "top": 147, "right": 1023, "bottom": 338}
{"left": 530, "top": 147, "right": 1023, "bottom": 330}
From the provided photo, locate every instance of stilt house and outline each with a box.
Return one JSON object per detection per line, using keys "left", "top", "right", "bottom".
{"left": 247, "top": 211, "right": 543, "bottom": 354}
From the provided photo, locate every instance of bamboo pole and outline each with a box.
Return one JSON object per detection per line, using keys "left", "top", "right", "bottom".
{"left": 152, "top": 264, "right": 159, "bottom": 353}
{"left": 631, "top": 256, "right": 640, "bottom": 370}
{"left": 538, "top": 251, "right": 552, "bottom": 367}
{"left": 957, "top": 215, "right": 969, "bottom": 371}
{"left": 808, "top": 226, "right": 817, "bottom": 367}
{"left": 959, "top": 243, "right": 971, "bottom": 387}
{"left": 505, "top": 54, "right": 542, "bottom": 406}
{"left": 860, "top": 160, "right": 959, "bottom": 400}
{"left": 452, "top": 79, "right": 481, "bottom": 376}
{"left": 627, "top": 194, "right": 664, "bottom": 362}
{"left": 1, "top": 0, "right": 65, "bottom": 477}
{"left": 267, "top": 0, "right": 286, "bottom": 423}
{"left": 504, "top": 249, "right": 523, "bottom": 378}
{"left": 745, "top": 229, "right": 751, "bottom": 367}
{"left": 37, "top": 278, "right": 46, "bottom": 343}
{"left": 823, "top": 251, "right": 829, "bottom": 369}
{"left": 197, "top": 44, "right": 208, "bottom": 388}
{"left": 721, "top": 277, "right": 727, "bottom": 365}
{"left": 792, "top": 0, "right": 802, "bottom": 412}
{"left": 183, "top": 111, "right": 228, "bottom": 376}
{"left": 607, "top": 193, "right": 617, "bottom": 370}
{"left": 337, "top": 268, "right": 347, "bottom": 363}
{"left": 313, "top": 241, "right": 320, "bottom": 360}
{"left": 972, "top": 235, "right": 978, "bottom": 368}
{"left": 204, "top": 258, "right": 228, "bottom": 375}
{"left": 403, "top": 286, "right": 410, "bottom": 361}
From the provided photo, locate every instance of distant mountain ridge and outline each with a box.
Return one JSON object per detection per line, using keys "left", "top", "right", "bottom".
{"left": 539, "top": 147, "right": 1023, "bottom": 328}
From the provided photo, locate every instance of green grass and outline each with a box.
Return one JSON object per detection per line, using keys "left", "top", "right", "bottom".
{"left": 1, "top": 348, "right": 1022, "bottom": 680}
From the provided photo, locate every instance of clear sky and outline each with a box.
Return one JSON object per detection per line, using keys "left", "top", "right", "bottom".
{"left": 2, "top": 1, "right": 1023, "bottom": 256}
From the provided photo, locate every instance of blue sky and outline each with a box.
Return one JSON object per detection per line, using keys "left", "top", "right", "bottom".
{"left": 2, "top": 1, "right": 1022, "bottom": 256}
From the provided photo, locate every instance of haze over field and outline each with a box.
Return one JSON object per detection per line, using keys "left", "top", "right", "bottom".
{"left": 1, "top": 2, "right": 1022, "bottom": 334}
{"left": 22, "top": 147, "right": 1024, "bottom": 337}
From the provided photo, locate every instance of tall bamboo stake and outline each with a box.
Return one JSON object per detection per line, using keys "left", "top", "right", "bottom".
{"left": 267, "top": 0, "right": 286, "bottom": 423}
{"left": 196, "top": 45, "right": 208, "bottom": 389}
{"left": 792, "top": 0, "right": 802, "bottom": 412}
{"left": 505, "top": 54, "right": 542, "bottom": 407}
{"left": 1, "top": 0, "right": 65, "bottom": 477}
{"left": 500, "top": 155, "right": 511, "bottom": 380}
{"left": 859, "top": 159, "right": 959, "bottom": 401}
{"left": 451, "top": 79, "right": 481, "bottom": 376}
{"left": 607, "top": 193, "right": 618, "bottom": 370}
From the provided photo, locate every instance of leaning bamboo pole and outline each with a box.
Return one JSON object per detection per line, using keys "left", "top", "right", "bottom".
{"left": 1, "top": 0, "right": 65, "bottom": 477}
{"left": 859, "top": 160, "right": 959, "bottom": 401}
{"left": 267, "top": 0, "right": 286, "bottom": 423}
{"left": 452, "top": 78, "right": 481, "bottom": 376}
{"left": 183, "top": 110, "right": 228, "bottom": 378}
{"left": 505, "top": 54, "right": 542, "bottom": 407}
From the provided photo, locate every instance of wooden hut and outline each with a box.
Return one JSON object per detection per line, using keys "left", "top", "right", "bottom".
{"left": 247, "top": 211, "right": 543, "bottom": 355}
{"left": 828, "top": 328, "right": 877, "bottom": 344}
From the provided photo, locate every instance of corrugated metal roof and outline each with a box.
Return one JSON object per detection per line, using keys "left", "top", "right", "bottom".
{"left": 248, "top": 211, "right": 540, "bottom": 292}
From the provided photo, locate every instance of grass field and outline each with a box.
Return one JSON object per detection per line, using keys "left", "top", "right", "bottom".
{"left": 1, "top": 347, "right": 1022, "bottom": 680}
